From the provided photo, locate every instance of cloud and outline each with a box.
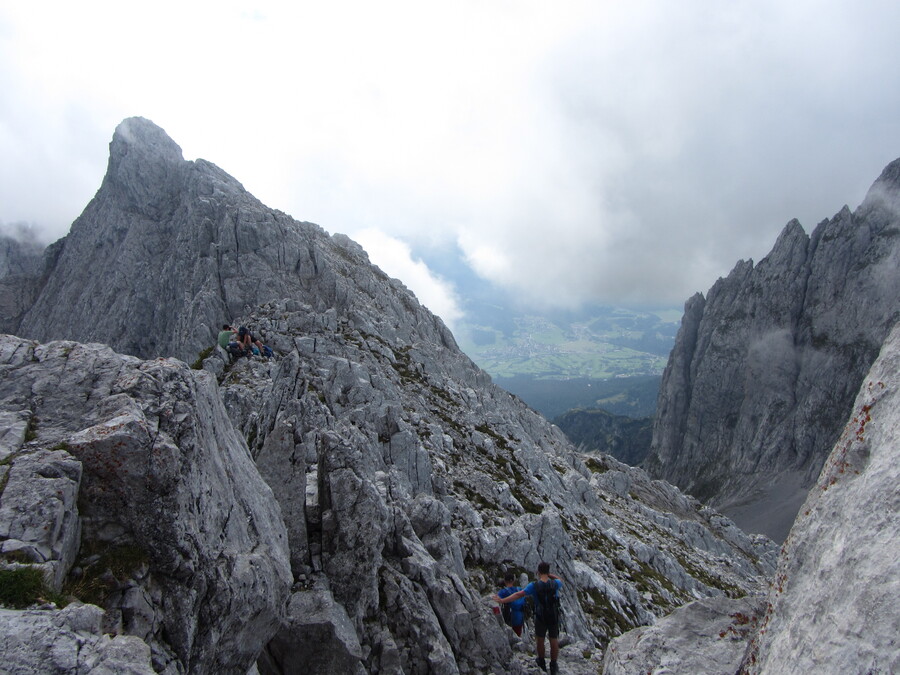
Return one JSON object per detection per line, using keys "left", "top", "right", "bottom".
{"left": 1, "top": 1, "right": 899, "bottom": 310}
{"left": 349, "top": 228, "right": 464, "bottom": 330}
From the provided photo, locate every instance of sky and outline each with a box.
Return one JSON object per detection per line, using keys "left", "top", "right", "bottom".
{"left": 2, "top": 1, "right": 900, "bottom": 329}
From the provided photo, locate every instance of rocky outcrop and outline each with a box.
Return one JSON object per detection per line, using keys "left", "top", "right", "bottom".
{"left": 553, "top": 408, "right": 652, "bottom": 466}
{"left": 1, "top": 119, "right": 781, "bottom": 674}
{"left": 646, "top": 159, "right": 900, "bottom": 540}
{"left": 0, "top": 604, "right": 156, "bottom": 674}
{"left": 207, "top": 296, "right": 776, "bottom": 673}
{"left": 0, "top": 336, "right": 292, "bottom": 674}
{"left": 739, "top": 322, "right": 900, "bottom": 674}
{"left": 602, "top": 595, "right": 764, "bottom": 675}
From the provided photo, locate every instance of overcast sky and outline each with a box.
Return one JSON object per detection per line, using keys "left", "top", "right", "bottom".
{"left": 2, "top": 1, "right": 899, "bottom": 327}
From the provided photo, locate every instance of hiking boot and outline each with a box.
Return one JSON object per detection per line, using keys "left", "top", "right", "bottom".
{"left": 536, "top": 656, "right": 547, "bottom": 672}
{"left": 549, "top": 660, "right": 559, "bottom": 675}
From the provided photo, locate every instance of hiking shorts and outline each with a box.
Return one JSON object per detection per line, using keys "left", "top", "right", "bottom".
{"left": 534, "top": 616, "right": 559, "bottom": 640}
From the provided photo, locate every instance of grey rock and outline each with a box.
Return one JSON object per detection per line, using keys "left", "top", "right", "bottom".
{"left": 11, "top": 117, "right": 456, "bottom": 365}
{"left": 647, "top": 158, "right": 900, "bottom": 540}
{"left": 0, "top": 335, "right": 292, "bottom": 674}
{"left": 739, "top": 323, "right": 900, "bottom": 674}
{"left": 0, "top": 603, "right": 156, "bottom": 674}
{"left": 0, "top": 224, "right": 46, "bottom": 332}
{"left": 602, "top": 595, "right": 764, "bottom": 675}
{"left": 259, "top": 587, "right": 366, "bottom": 675}
{"left": 0, "top": 448, "right": 82, "bottom": 589}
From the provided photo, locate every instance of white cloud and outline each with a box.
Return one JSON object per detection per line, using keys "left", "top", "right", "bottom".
{"left": 349, "top": 228, "right": 463, "bottom": 330}
{"left": 1, "top": 1, "right": 899, "bottom": 308}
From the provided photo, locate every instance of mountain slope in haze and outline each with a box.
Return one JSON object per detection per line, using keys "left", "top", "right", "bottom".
{"left": 646, "top": 158, "right": 900, "bottom": 541}
{"left": 0, "top": 118, "right": 777, "bottom": 675}
{"left": 553, "top": 408, "right": 653, "bottom": 466}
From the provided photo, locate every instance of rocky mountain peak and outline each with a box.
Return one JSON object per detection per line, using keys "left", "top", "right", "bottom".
{"left": 646, "top": 156, "right": 900, "bottom": 542}
{"left": 860, "top": 156, "right": 900, "bottom": 222}
{"left": 110, "top": 116, "right": 184, "bottom": 166}
{"left": 99, "top": 117, "right": 187, "bottom": 221}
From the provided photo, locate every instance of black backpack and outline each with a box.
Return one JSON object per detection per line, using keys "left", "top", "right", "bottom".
{"left": 534, "top": 580, "right": 560, "bottom": 624}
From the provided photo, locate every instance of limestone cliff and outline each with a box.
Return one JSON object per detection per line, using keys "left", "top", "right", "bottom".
{"left": 601, "top": 322, "right": 900, "bottom": 675}
{"left": 739, "top": 322, "right": 900, "bottom": 674}
{"left": 11, "top": 117, "right": 454, "bottom": 365}
{"left": 646, "top": 159, "right": 900, "bottom": 540}
{"left": 0, "top": 336, "right": 292, "bottom": 674}
{"left": 0, "top": 224, "right": 45, "bottom": 332}
{"left": 0, "top": 118, "right": 777, "bottom": 674}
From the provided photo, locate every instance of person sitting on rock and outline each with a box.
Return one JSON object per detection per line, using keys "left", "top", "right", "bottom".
{"left": 236, "top": 326, "right": 264, "bottom": 357}
{"left": 218, "top": 324, "right": 236, "bottom": 349}
{"left": 496, "top": 572, "right": 527, "bottom": 637}
{"left": 493, "top": 561, "right": 563, "bottom": 674}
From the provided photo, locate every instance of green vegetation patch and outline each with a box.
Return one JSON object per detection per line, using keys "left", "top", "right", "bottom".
{"left": 23, "top": 416, "right": 38, "bottom": 443}
{"left": 580, "top": 587, "right": 633, "bottom": 638}
{"left": 65, "top": 542, "right": 150, "bottom": 606}
{"left": 0, "top": 566, "right": 47, "bottom": 608}
{"left": 675, "top": 553, "right": 745, "bottom": 598}
{"left": 191, "top": 345, "right": 216, "bottom": 369}
{"left": 584, "top": 456, "right": 609, "bottom": 474}
{"left": 510, "top": 486, "right": 544, "bottom": 515}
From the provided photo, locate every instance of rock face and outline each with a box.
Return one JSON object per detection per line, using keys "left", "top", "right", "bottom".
{"left": 0, "top": 604, "right": 156, "bottom": 674}
{"left": 0, "top": 336, "right": 292, "bottom": 674}
{"left": 0, "top": 224, "right": 46, "bottom": 333}
{"left": 646, "top": 159, "right": 900, "bottom": 541}
{"left": 9, "top": 117, "right": 455, "bottom": 365}
{"left": 603, "top": 323, "right": 900, "bottom": 675}
{"left": 553, "top": 408, "right": 652, "bottom": 466}
{"left": 739, "top": 322, "right": 900, "bottom": 674}
{"left": 1, "top": 118, "right": 780, "bottom": 674}
{"left": 602, "top": 594, "right": 764, "bottom": 675}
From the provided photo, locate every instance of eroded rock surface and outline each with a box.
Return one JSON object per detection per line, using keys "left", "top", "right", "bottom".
{"left": 647, "top": 158, "right": 900, "bottom": 540}
{"left": 739, "top": 323, "right": 900, "bottom": 674}
{"left": 602, "top": 595, "right": 764, "bottom": 675}
{"left": 0, "top": 336, "right": 291, "bottom": 674}
{"left": 0, "top": 603, "right": 156, "bottom": 675}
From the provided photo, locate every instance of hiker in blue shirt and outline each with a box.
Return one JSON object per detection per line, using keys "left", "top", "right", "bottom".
{"left": 496, "top": 572, "right": 526, "bottom": 636}
{"left": 493, "top": 561, "right": 563, "bottom": 674}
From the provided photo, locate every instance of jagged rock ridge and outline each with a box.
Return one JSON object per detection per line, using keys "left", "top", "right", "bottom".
{"left": 646, "top": 160, "right": 900, "bottom": 541}
{"left": 0, "top": 118, "right": 777, "bottom": 674}
{"left": 8, "top": 118, "right": 455, "bottom": 365}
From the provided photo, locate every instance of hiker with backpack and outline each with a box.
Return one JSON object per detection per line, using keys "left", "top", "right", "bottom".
{"left": 493, "top": 561, "right": 563, "bottom": 674}
{"left": 496, "top": 572, "right": 527, "bottom": 637}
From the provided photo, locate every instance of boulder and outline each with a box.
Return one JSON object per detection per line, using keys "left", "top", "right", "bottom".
{"left": 0, "top": 336, "right": 292, "bottom": 674}
{"left": 0, "top": 603, "right": 156, "bottom": 674}
{"left": 602, "top": 595, "right": 764, "bottom": 675}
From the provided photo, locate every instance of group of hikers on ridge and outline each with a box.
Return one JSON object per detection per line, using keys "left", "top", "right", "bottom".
{"left": 492, "top": 562, "right": 563, "bottom": 674}
{"left": 218, "top": 324, "right": 273, "bottom": 360}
